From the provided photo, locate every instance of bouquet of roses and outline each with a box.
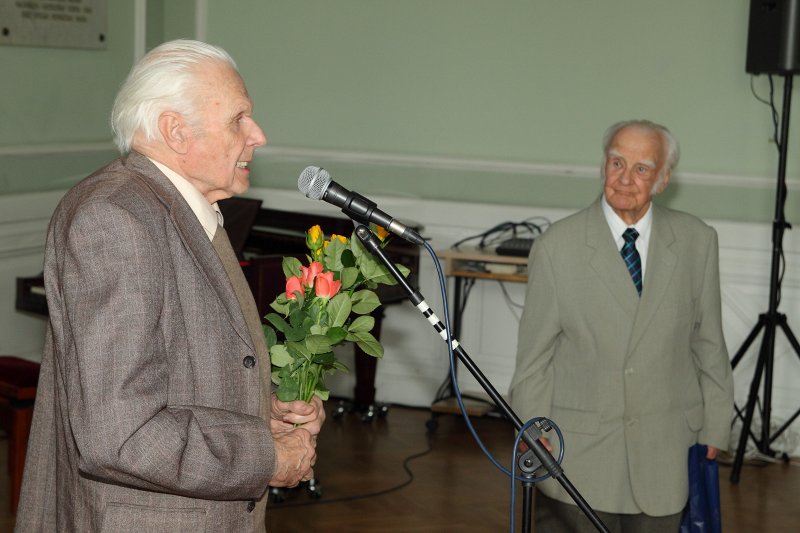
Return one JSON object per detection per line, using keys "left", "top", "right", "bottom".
{"left": 263, "top": 224, "right": 410, "bottom": 403}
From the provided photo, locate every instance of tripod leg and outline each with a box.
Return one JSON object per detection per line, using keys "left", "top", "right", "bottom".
{"left": 731, "top": 338, "right": 769, "bottom": 483}
{"left": 766, "top": 319, "right": 800, "bottom": 446}
{"left": 759, "top": 318, "right": 779, "bottom": 455}
{"left": 730, "top": 318, "right": 766, "bottom": 369}
{"left": 777, "top": 316, "right": 800, "bottom": 362}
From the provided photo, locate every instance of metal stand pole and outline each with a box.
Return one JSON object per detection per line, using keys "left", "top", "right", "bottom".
{"left": 730, "top": 73, "right": 800, "bottom": 483}
{"left": 355, "top": 225, "right": 609, "bottom": 532}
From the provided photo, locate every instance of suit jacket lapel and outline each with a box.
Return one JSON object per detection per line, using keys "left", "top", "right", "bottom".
{"left": 628, "top": 204, "right": 678, "bottom": 353}
{"left": 123, "top": 152, "right": 255, "bottom": 353}
{"left": 586, "top": 199, "right": 639, "bottom": 318}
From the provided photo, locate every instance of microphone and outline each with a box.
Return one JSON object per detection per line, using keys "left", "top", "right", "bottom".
{"left": 297, "top": 166, "right": 425, "bottom": 245}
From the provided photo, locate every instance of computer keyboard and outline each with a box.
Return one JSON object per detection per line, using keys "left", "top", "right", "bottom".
{"left": 495, "top": 237, "right": 534, "bottom": 257}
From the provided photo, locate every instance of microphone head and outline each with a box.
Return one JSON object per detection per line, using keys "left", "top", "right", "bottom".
{"left": 298, "top": 166, "right": 331, "bottom": 200}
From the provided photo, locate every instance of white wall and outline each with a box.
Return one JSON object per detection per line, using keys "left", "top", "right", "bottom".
{"left": 5, "top": 187, "right": 800, "bottom": 456}
{"left": 0, "top": 191, "right": 60, "bottom": 360}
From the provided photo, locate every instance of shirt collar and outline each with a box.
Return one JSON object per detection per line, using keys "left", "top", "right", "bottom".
{"left": 601, "top": 195, "right": 653, "bottom": 241}
{"left": 148, "top": 158, "right": 221, "bottom": 241}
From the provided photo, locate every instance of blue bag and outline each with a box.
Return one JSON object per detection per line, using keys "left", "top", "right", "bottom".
{"left": 679, "top": 444, "right": 722, "bottom": 533}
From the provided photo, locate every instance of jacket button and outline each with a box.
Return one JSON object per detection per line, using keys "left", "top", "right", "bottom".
{"left": 243, "top": 355, "right": 256, "bottom": 368}
{"left": 246, "top": 500, "right": 255, "bottom": 512}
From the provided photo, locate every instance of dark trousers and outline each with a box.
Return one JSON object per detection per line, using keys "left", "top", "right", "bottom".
{"left": 535, "top": 492, "right": 683, "bottom": 533}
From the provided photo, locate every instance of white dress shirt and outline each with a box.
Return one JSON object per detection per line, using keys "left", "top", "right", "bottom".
{"left": 149, "top": 158, "right": 223, "bottom": 241}
{"left": 601, "top": 195, "right": 653, "bottom": 282}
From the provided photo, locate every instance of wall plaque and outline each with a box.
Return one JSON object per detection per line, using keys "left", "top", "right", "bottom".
{"left": 0, "top": 0, "right": 107, "bottom": 49}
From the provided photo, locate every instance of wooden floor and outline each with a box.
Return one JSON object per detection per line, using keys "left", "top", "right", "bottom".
{"left": 2, "top": 403, "right": 800, "bottom": 532}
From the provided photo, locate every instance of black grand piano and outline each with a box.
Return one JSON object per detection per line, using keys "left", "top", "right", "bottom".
{"left": 16, "top": 199, "right": 421, "bottom": 419}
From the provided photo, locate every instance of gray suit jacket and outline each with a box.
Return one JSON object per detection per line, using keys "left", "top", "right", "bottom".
{"left": 509, "top": 198, "right": 733, "bottom": 516}
{"left": 16, "top": 152, "right": 275, "bottom": 532}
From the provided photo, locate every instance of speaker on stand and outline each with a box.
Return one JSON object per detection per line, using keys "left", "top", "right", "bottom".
{"left": 731, "top": 0, "right": 800, "bottom": 483}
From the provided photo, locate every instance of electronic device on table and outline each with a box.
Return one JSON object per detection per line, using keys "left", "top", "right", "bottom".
{"left": 495, "top": 237, "right": 535, "bottom": 257}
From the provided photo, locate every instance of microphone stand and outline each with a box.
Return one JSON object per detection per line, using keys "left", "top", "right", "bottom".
{"left": 354, "top": 225, "right": 609, "bottom": 533}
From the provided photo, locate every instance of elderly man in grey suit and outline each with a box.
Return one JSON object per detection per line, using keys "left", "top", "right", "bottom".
{"left": 15, "top": 40, "right": 325, "bottom": 532}
{"left": 509, "top": 120, "right": 733, "bottom": 532}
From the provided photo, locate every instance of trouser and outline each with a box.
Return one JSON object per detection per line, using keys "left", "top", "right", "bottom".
{"left": 534, "top": 492, "right": 683, "bottom": 533}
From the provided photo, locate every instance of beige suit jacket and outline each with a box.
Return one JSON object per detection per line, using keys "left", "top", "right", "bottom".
{"left": 509, "top": 198, "right": 733, "bottom": 516}
{"left": 15, "top": 152, "right": 274, "bottom": 532}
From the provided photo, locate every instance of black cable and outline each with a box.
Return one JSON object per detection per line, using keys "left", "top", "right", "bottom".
{"left": 267, "top": 432, "right": 433, "bottom": 508}
{"left": 451, "top": 218, "right": 549, "bottom": 251}
{"left": 770, "top": 75, "right": 781, "bottom": 153}
{"left": 750, "top": 74, "right": 771, "bottom": 106}
{"left": 751, "top": 74, "right": 782, "bottom": 152}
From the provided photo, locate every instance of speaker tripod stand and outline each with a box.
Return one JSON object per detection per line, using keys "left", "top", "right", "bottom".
{"left": 730, "top": 73, "right": 800, "bottom": 483}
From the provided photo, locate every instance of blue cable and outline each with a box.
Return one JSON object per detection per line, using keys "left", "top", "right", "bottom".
{"left": 421, "top": 241, "right": 565, "bottom": 531}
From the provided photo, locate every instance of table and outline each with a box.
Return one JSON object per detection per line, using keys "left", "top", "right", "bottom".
{"left": 430, "top": 248, "right": 529, "bottom": 417}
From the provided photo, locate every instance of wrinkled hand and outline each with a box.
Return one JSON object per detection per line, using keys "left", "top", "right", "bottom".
{"left": 706, "top": 445, "right": 719, "bottom": 460}
{"left": 270, "top": 395, "right": 326, "bottom": 436}
{"left": 269, "top": 427, "right": 316, "bottom": 487}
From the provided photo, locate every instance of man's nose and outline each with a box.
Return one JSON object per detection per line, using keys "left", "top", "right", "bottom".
{"left": 249, "top": 120, "right": 267, "bottom": 147}
{"left": 619, "top": 167, "right": 634, "bottom": 184}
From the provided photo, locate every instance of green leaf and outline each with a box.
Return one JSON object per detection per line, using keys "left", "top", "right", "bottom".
{"left": 327, "top": 293, "right": 352, "bottom": 327}
{"left": 284, "top": 325, "right": 307, "bottom": 343}
{"left": 323, "top": 238, "right": 348, "bottom": 272}
{"left": 351, "top": 290, "right": 381, "bottom": 314}
{"left": 348, "top": 315, "right": 375, "bottom": 333}
{"left": 289, "top": 308, "right": 306, "bottom": 329}
{"left": 350, "top": 231, "right": 368, "bottom": 260}
{"left": 340, "top": 266, "right": 359, "bottom": 289}
{"left": 325, "top": 326, "right": 348, "bottom": 344}
{"left": 281, "top": 256, "right": 303, "bottom": 279}
{"left": 368, "top": 262, "right": 397, "bottom": 286}
{"left": 269, "top": 344, "right": 294, "bottom": 367}
{"left": 310, "top": 324, "right": 328, "bottom": 336}
{"left": 347, "top": 331, "right": 384, "bottom": 357}
{"left": 332, "top": 361, "right": 349, "bottom": 373}
{"left": 265, "top": 313, "right": 289, "bottom": 333}
{"left": 312, "top": 351, "right": 336, "bottom": 365}
{"left": 313, "top": 389, "right": 330, "bottom": 401}
{"left": 305, "top": 334, "right": 334, "bottom": 355}
{"left": 269, "top": 299, "right": 289, "bottom": 315}
{"left": 340, "top": 249, "right": 356, "bottom": 268}
{"left": 287, "top": 340, "right": 312, "bottom": 361}
{"left": 275, "top": 377, "right": 300, "bottom": 401}
{"left": 263, "top": 324, "right": 277, "bottom": 348}
{"left": 395, "top": 263, "right": 411, "bottom": 278}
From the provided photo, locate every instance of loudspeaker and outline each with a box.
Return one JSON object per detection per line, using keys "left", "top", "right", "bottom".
{"left": 746, "top": 0, "right": 800, "bottom": 74}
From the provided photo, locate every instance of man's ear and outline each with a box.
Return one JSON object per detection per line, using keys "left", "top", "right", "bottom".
{"left": 656, "top": 170, "right": 671, "bottom": 194}
{"left": 158, "top": 112, "right": 190, "bottom": 155}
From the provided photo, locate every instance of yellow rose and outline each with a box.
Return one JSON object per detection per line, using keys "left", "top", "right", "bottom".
{"left": 306, "top": 224, "right": 325, "bottom": 251}
{"left": 323, "top": 233, "right": 348, "bottom": 249}
{"left": 373, "top": 225, "right": 390, "bottom": 241}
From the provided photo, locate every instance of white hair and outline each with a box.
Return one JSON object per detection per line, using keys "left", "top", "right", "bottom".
{"left": 111, "top": 39, "right": 238, "bottom": 154}
{"left": 601, "top": 119, "right": 680, "bottom": 193}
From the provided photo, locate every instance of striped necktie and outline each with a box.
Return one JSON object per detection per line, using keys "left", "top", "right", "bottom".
{"left": 621, "top": 228, "right": 642, "bottom": 296}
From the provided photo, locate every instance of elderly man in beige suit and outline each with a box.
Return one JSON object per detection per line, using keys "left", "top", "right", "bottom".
{"left": 509, "top": 120, "right": 733, "bottom": 532}
{"left": 15, "top": 40, "right": 325, "bottom": 532}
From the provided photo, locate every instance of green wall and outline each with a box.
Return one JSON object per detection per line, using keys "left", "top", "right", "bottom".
{"left": 206, "top": 0, "right": 796, "bottom": 223}
{"left": 0, "top": 2, "right": 133, "bottom": 193}
{"left": 1, "top": 1, "right": 797, "bottom": 223}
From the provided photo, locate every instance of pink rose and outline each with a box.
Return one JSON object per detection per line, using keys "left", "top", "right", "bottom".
{"left": 300, "top": 261, "right": 324, "bottom": 287}
{"left": 285, "top": 276, "right": 304, "bottom": 300}
{"left": 314, "top": 271, "right": 342, "bottom": 299}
